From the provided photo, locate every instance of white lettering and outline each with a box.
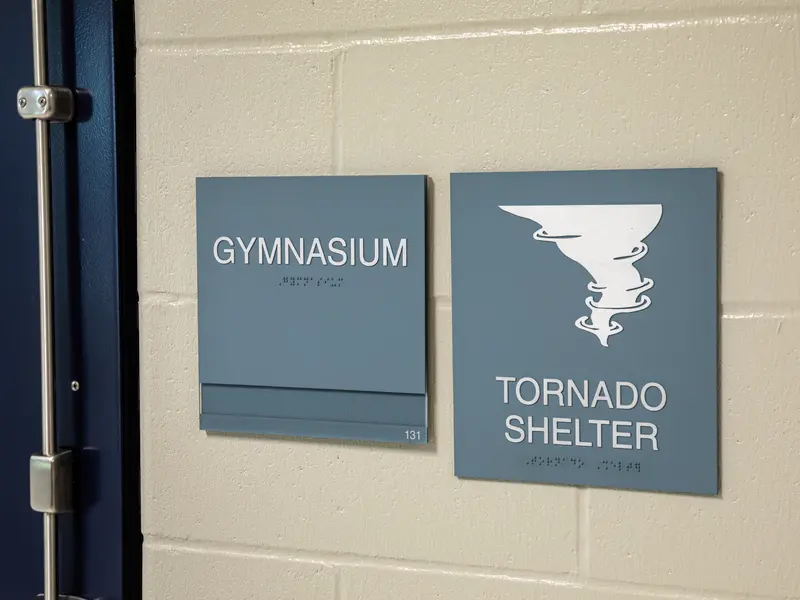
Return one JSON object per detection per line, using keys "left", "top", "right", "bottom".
{"left": 616, "top": 381, "right": 638, "bottom": 409}
{"left": 612, "top": 421, "right": 633, "bottom": 449}
{"left": 543, "top": 378, "right": 564, "bottom": 406}
{"left": 505, "top": 415, "right": 525, "bottom": 443}
{"left": 236, "top": 237, "right": 257, "bottom": 264}
{"left": 496, "top": 376, "right": 515, "bottom": 404}
{"left": 567, "top": 379, "right": 589, "bottom": 407}
{"left": 552, "top": 417, "right": 572, "bottom": 446}
{"left": 284, "top": 238, "right": 304, "bottom": 265}
{"left": 213, "top": 237, "right": 409, "bottom": 268}
{"left": 574, "top": 418, "right": 592, "bottom": 447}
{"left": 213, "top": 236, "right": 235, "bottom": 264}
{"left": 498, "top": 412, "right": 659, "bottom": 450}
{"left": 328, "top": 237, "right": 347, "bottom": 266}
{"left": 383, "top": 238, "right": 407, "bottom": 267}
{"left": 591, "top": 381, "right": 613, "bottom": 408}
{"left": 359, "top": 238, "right": 380, "bottom": 267}
{"left": 306, "top": 237, "right": 327, "bottom": 265}
{"left": 258, "top": 238, "right": 281, "bottom": 264}
{"left": 636, "top": 422, "right": 659, "bottom": 450}
{"left": 515, "top": 377, "right": 540, "bottom": 406}
{"left": 527, "top": 416, "right": 549, "bottom": 444}
{"left": 641, "top": 382, "right": 667, "bottom": 412}
{"left": 588, "top": 419, "right": 611, "bottom": 447}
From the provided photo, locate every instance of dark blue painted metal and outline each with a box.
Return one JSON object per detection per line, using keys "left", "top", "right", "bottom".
{"left": 52, "top": 0, "right": 140, "bottom": 597}
{"left": 1, "top": 0, "right": 139, "bottom": 597}
{"left": 0, "top": 3, "right": 45, "bottom": 597}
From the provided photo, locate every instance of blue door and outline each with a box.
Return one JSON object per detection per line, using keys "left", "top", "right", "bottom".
{"left": 0, "top": 0, "right": 139, "bottom": 598}
{"left": 1, "top": 2, "right": 44, "bottom": 592}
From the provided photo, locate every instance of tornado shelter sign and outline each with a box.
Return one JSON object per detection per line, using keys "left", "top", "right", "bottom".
{"left": 451, "top": 169, "right": 718, "bottom": 494}
{"left": 197, "top": 175, "right": 427, "bottom": 444}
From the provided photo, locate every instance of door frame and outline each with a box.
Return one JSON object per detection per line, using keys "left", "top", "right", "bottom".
{"left": 47, "top": 0, "right": 140, "bottom": 596}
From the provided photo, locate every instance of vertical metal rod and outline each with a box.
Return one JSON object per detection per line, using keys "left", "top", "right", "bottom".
{"left": 43, "top": 514, "right": 57, "bottom": 600}
{"left": 35, "top": 122, "right": 54, "bottom": 458}
{"left": 31, "top": 0, "right": 58, "bottom": 598}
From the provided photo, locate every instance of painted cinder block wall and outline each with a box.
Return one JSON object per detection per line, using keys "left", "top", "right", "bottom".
{"left": 135, "top": 0, "right": 800, "bottom": 598}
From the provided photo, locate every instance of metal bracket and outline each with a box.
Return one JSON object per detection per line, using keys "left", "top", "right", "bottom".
{"left": 17, "top": 86, "right": 74, "bottom": 122}
{"left": 30, "top": 451, "right": 73, "bottom": 514}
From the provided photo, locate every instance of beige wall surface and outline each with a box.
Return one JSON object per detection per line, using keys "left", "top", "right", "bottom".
{"left": 136, "top": 0, "right": 800, "bottom": 598}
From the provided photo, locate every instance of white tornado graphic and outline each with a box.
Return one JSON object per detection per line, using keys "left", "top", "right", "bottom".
{"left": 499, "top": 204, "right": 663, "bottom": 347}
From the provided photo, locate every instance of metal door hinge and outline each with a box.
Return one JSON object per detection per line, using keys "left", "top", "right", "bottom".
{"left": 30, "top": 451, "right": 73, "bottom": 514}
{"left": 17, "top": 86, "right": 74, "bottom": 122}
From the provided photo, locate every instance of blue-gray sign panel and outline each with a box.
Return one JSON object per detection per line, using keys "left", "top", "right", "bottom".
{"left": 451, "top": 168, "right": 718, "bottom": 494}
{"left": 197, "top": 175, "right": 428, "bottom": 444}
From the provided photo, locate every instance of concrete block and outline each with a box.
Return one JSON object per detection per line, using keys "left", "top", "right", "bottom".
{"left": 341, "top": 566, "right": 727, "bottom": 600}
{"left": 587, "top": 316, "right": 800, "bottom": 597}
{"left": 139, "top": 299, "right": 578, "bottom": 573}
{"left": 583, "top": 0, "right": 795, "bottom": 15}
{"left": 340, "top": 16, "right": 800, "bottom": 303}
{"left": 135, "top": 0, "right": 578, "bottom": 43}
{"left": 137, "top": 52, "right": 334, "bottom": 294}
{"left": 144, "top": 542, "right": 335, "bottom": 600}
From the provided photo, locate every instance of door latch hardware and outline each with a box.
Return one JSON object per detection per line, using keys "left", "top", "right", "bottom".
{"left": 17, "top": 86, "right": 73, "bottom": 122}
{"left": 30, "top": 451, "right": 73, "bottom": 514}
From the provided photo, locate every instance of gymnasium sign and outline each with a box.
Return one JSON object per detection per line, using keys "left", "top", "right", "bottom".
{"left": 451, "top": 168, "right": 718, "bottom": 494}
{"left": 196, "top": 175, "right": 428, "bottom": 444}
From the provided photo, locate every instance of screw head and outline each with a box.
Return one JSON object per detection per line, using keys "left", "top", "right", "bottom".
{"left": 37, "top": 95, "right": 47, "bottom": 107}
{"left": 71, "top": 381, "right": 80, "bottom": 392}
{"left": 18, "top": 97, "right": 27, "bottom": 108}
